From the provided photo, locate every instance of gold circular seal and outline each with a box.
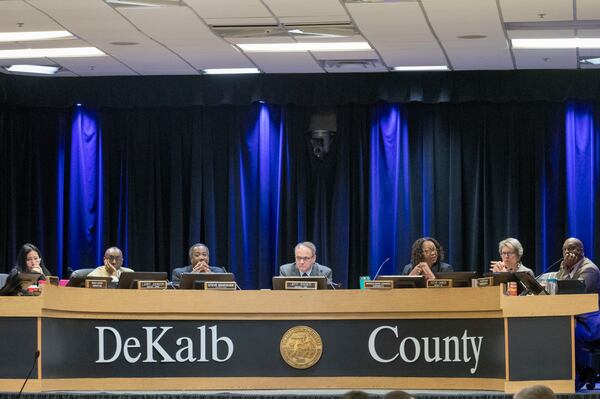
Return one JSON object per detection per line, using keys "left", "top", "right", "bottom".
{"left": 280, "top": 326, "right": 323, "bottom": 369}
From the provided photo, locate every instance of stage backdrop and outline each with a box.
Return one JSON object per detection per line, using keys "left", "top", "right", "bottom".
{"left": 1, "top": 99, "right": 599, "bottom": 289}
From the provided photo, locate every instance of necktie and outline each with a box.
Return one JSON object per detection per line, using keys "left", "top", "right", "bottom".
{"left": 302, "top": 273, "right": 308, "bottom": 277}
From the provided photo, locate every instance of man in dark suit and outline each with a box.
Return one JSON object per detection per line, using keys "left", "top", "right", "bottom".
{"left": 171, "top": 243, "right": 225, "bottom": 287}
{"left": 279, "top": 241, "right": 332, "bottom": 279}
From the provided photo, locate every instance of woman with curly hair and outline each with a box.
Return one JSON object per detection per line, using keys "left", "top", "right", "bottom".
{"left": 402, "top": 237, "right": 453, "bottom": 280}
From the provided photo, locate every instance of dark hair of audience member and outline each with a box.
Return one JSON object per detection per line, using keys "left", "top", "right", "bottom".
{"left": 383, "top": 391, "right": 415, "bottom": 399}
{"left": 342, "top": 391, "right": 370, "bottom": 399}
{"left": 513, "top": 385, "right": 556, "bottom": 399}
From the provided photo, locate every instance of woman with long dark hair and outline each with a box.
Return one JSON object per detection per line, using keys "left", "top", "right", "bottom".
{"left": 12, "top": 243, "right": 50, "bottom": 276}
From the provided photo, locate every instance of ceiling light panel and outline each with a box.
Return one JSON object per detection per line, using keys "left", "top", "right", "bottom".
{"left": 6, "top": 64, "right": 60, "bottom": 74}
{"left": 0, "top": 47, "right": 105, "bottom": 59}
{"left": 512, "top": 38, "right": 600, "bottom": 48}
{"left": 238, "top": 42, "right": 371, "bottom": 52}
{"left": 0, "top": 31, "right": 73, "bottom": 42}
{"left": 499, "top": 0, "right": 573, "bottom": 22}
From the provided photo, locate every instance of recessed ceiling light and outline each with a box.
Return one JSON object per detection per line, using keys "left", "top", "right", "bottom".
{"left": 237, "top": 42, "right": 371, "bottom": 52}
{"left": 0, "top": 47, "right": 105, "bottom": 59}
{"left": 512, "top": 38, "right": 600, "bottom": 48}
{"left": 580, "top": 57, "right": 600, "bottom": 65}
{"left": 202, "top": 68, "right": 260, "bottom": 75}
{"left": 392, "top": 65, "right": 448, "bottom": 71}
{"left": 457, "top": 34, "right": 487, "bottom": 39}
{"left": 0, "top": 30, "right": 73, "bottom": 42}
{"left": 6, "top": 64, "right": 60, "bottom": 74}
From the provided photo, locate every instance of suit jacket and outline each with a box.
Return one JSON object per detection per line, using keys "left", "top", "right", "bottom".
{"left": 171, "top": 265, "right": 226, "bottom": 286}
{"left": 556, "top": 257, "right": 600, "bottom": 295}
{"left": 402, "top": 261, "right": 453, "bottom": 275}
{"left": 279, "top": 262, "right": 332, "bottom": 280}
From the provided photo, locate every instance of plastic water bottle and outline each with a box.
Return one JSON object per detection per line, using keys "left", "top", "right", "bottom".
{"left": 359, "top": 276, "right": 371, "bottom": 289}
{"left": 547, "top": 278, "right": 558, "bottom": 295}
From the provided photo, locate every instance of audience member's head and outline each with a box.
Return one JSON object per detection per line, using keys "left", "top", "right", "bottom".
{"left": 513, "top": 385, "right": 556, "bottom": 399}
{"left": 342, "top": 391, "right": 370, "bottom": 399}
{"left": 384, "top": 391, "right": 415, "bottom": 399}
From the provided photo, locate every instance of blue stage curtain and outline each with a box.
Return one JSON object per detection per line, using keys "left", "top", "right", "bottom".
{"left": 228, "top": 103, "right": 287, "bottom": 288}
{"left": 565, "top": 102, "right": 600, "bottom": 258}
{"left": 65, "top": 106, "right": 105, "bottom": 270}
{"left": 5, "top": 100, "right": 600, "bottom": 286}
{"left": 368, "top": 104, "right": 410, "bottom": 275}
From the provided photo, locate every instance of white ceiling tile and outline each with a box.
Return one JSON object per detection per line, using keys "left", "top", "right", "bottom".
{"left": 348, "top": 2, "right": 437, "bottom": 43}
{"left": 381, "top": 48, "right": 448, "bottom": 67}
{"left": 248, "top": 52, "right": 322, "bottom": 73}
{"left": 263, "top": 0, "right": 347, "bottom": 19}
{"left": 185, "top": 0, "right": 271, "bottom": 19}
{"left": 500, "top": 0, "right": 573, "bottom": 22}
{"left": 447, "top": 47, "right": 514, "bottom": 70}
{"left": 0, "top": 0, "right": 590, "bottom": 75}
{"left": 574, "top": 0, "right": 600, "bottom": 20}
{"left": 513, "top": 48, "right": 576, "bottom": 69}
{"left": 422, "top": 0, "right": 508, "bottom": 38}
{"left": 0, "top": 0, "right": 64, "bottom": 30}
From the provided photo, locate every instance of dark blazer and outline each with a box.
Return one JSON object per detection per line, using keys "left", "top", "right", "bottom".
{"left": 401, "top": 261, "right": 453, "bottom": 275}
{"left": 171, "top": 265, "right": 226, "bottom": 286}
{"left": 279, "top": 262, "right": 332, "bottom": 279}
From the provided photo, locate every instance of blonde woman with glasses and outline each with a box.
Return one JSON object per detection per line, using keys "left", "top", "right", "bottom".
{"left": 490, "top": 237, "right": 534, "bottom": 276}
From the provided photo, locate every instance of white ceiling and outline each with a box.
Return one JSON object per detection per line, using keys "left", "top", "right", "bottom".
{"left": 0, "top": 0, "right": 599, "bottom": 77}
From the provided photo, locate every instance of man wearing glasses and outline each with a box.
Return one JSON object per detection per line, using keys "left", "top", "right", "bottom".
{"left": 279, "top": 241, "right": 332, "bottom": 279}
{"left": 88, "top": 246, "right": 133, "bottom": 282}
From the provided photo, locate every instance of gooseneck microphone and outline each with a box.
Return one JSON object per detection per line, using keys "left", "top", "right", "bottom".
{"left": 372, "top": 257, "right": 391, "bottom": 281}
{"left": 220, "top": 266, "right": 242, "bottom": 290}
{"left": 17, "top": 349, "right": 40, "bottom": 399}
{"left": 544, "top": 257, "right": 564, "bottom": 274}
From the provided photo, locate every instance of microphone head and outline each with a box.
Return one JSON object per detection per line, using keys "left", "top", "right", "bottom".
{"left": 34, "top": 350, "right": 40, "bottom": 359}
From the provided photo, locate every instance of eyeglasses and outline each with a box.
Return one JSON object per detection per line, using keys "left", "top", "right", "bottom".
{"left": 422, "top": 249, "right": 437, "bottom": 255}
{"left": 501, "top": 252, "right": 516, "bottom": 257}
{"left": 295, "top": 256, "right": 313, "bottom": 262}
{"left": 105, "top": 255, "right": 123, "bottom": 262}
